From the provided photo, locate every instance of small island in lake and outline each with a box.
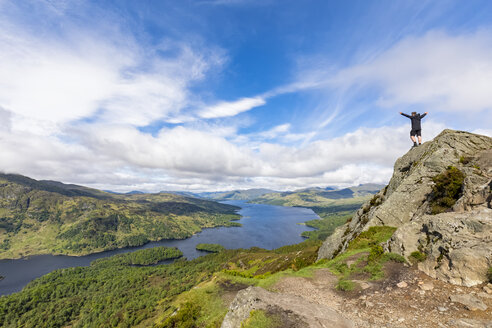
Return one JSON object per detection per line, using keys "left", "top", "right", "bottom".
{"left": 90, "top": 247, "right": 183, "bottom": 267}
{"left": 196, "top": 243, "right": 225, "bottom": 253}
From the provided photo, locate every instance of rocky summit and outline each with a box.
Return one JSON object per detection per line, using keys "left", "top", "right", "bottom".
{"left": 318, "top": 129, "right": 492, "bottom": 287}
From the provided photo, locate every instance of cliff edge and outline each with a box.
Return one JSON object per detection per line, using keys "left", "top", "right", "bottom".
{"left": 318, "top": 129, "right": 492, "bottom": 287}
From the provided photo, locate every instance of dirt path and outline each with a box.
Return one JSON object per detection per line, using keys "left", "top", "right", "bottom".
{"left": 271, "top": 265, "right": 492, "bottom": 328}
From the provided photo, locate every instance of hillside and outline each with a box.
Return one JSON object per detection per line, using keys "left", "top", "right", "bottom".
{"left": 0, "top": 173, "right": 240, "bottom": 259}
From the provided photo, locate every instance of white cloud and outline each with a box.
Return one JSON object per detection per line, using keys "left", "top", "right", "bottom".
{"left": 331, "top": 30, "right": 492, "bottom": 113}
{"left": 0, "top": 112, "right": 449, "bottom": 192}
{"left": 0, "top": 9, "right": 223, "bottom": 131}
{"left": 198, "top": 97, "right": 266, "bottom": 119}
{"left": 0, "top": 107, "right": 12, "bottom": 131}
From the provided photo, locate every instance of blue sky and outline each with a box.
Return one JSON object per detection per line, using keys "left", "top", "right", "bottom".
{"left": 0, "top": 0, "right": 491, "bottom": 191}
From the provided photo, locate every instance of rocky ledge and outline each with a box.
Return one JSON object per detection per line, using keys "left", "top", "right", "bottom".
{"left": 221, "top": 286, "right": 354, "bottom": 328}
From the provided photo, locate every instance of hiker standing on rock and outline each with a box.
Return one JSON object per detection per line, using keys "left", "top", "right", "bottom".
{"left": 400, "top": 111, "right": 428, "bottom": 147}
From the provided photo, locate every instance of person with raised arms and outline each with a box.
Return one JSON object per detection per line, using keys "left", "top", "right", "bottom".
{"left": 400, "top": 111, "right": 428, "bottom": 147}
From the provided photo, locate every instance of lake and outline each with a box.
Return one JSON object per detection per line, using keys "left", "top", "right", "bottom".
{"left": 0, "top": 201, "right": 318, "bottom": 296}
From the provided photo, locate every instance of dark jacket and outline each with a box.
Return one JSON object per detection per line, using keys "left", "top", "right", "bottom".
{"left": 401, "top": 113, "right": 426, "bottom": 130}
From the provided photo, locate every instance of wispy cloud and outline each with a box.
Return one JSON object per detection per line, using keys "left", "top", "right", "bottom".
{"left": 0, "top": 4, "right": 224, "bottom": 131}
{"left": 198, "top": 97, "right": 266, "bottom": 119}
{"left": 330, "top": 29, "right": 492, "bottom": 113}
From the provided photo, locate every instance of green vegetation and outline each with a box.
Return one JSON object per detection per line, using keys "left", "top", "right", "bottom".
{"left": 459, "top": 156, "right": 472, "bottom": 165}
{"left": 91, "top": 247, "right": 183, "bottom": 267}
{"left": 160, "top": 302, "right": 201, "bottom": 328}
{"left": 347, "top": 226, "right": 397, "bottom": 250}
{"left": 488, "top": 267, "right": 492, "bottom": 283}
{"left": 0, "top": 173, "right": 240, "bottom": 259}
{"left": 0, "top": 178, "right": 407, "bottom": 327}
{"left": 241, "top": 310, "right": 281, "bottom": 328}
{"left": 196, "top": 243, "right": 225, "bottom": 253}
{"left": 429, "top": 166, "right": 465, "bottom": 214}
{"left": 0, "top": 223, "right": 407, "bottom": 327}
{"left": 0, "top": 240, "right": 321, "bottom": 328}
{"left": 336, "top": 279, "right": 356, "bottom": 291}
{"left": 410, "top": 251, "right": 427, "bottom": 263}
{"left": 322, "top": 226, "right": 401, "bottom": 289}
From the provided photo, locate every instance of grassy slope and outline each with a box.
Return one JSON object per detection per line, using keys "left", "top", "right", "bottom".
{"left": 0, "top": 174, "right": 240, "bottom": 259}
{"left": 0, "top": 226, "right": 401, "bottom": 328}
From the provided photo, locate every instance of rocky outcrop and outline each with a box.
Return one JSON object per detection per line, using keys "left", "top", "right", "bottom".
{"left": 391, "top": 208, "right": 492, "bottom": 287}
{"left": 318, "top": 130, "right": 492, "bottom": 287}
{"left": 221, "top": 286, "right": 354, "bottom": 328}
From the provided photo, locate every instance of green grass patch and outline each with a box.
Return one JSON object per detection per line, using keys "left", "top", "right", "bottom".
{"left": 313, "top": 226, "right": 401, "bottom": 290}
{"left": 196, "top": 243, "right": 226, "bottom": 253}
{"left": 410, "top": 251, "right": 427, "bottom": 263}
{"left": 488, "top": 267, "right": 492, "bottom": 283}
{"left": 336, "top": 279, "right": 355, "bottom": 291}
{"left": 430, "top": 166, "right": 465, "bottom": 214}
{"left": 459, "top": 156, "right": 472, "bottom": 165}
{"left": 159, "top": 302, "right": 201, "bottom": 328}
{"left": 347, "top": 226, "right": 397, "bottom": 250}
{"left": 383, "top": 252, "right": 406, "bottom": 263}
{"left": 368, "top": 244, "right": 384, "bottom": 262}
{"left": 241, "top": 309, "right": 280, "bottom": 328}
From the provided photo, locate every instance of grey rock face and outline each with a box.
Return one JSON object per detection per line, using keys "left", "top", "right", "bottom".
{"left": 318, "top": 130, "right": 492, "bottom": 287}
{"left": 221, "top": 286, "right": 354, "bottom": 328}
{"left": 448, "top": 318, "right": 492, "bottom": 328}
{"left": 449, "top": 294, "right": 488, "bottom": 311}
{"left": 392, "top": 208, "right": 492, "bottom": 287}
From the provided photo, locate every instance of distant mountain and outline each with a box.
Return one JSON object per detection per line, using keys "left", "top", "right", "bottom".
{"left": 162, "top": 191, "right": 202, "bottom": 198}
{"left": 251, "top": 183, "right": 385, "bottom": 207}
{"left": 0, "top": 173, "right": 240, "bottom": 259}
{"left": 197, "top": 188, "right": 277, "bottom": 201}
{"left": 125, "top": 190, "right": 145, "bottom": 195}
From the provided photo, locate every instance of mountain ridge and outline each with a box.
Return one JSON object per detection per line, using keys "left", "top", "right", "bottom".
{"left": 0, "top": 173, "right": 240, "bottom": 259}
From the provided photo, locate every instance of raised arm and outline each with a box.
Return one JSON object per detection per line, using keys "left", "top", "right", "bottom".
{"left": 420, "top": 112, "right": 428, "bottom": 118}
{"left": 400, "top": 112, "right": 411, "bottom": 118}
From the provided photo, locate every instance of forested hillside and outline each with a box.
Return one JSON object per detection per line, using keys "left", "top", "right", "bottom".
{"left": 0, "top": 241, "right": 321, "bottom": 328}
{"left": 0, "top": 173, "right": 240, "bottom": 259}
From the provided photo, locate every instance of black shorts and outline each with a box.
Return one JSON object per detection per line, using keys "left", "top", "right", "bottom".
{"left": 410, "top": 129, "right": 421, "bottom": 137}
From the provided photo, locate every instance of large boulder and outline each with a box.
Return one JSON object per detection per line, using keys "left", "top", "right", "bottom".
{"left": 318, "top": 130, "right": 492, "bottom": 287}
{"left": 221, "top": 286, "right": 354, "bottom": 328}
{"left": 390, "top": 208, "right": 492, "bottom": 287}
